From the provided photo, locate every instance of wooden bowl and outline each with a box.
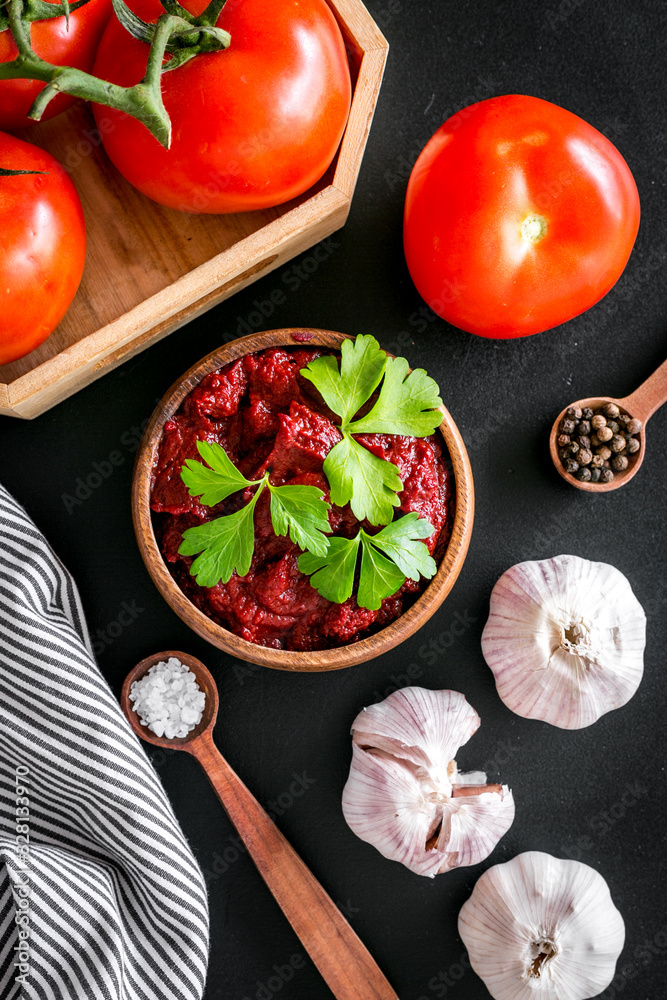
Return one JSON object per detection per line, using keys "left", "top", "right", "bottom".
{"left": 131, "top": 329, "right": 474, "bottom": 671}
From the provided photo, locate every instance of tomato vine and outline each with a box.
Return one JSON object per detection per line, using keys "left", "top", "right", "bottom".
{"left": 0, "top": 0, "right": 232, "bottom": 146}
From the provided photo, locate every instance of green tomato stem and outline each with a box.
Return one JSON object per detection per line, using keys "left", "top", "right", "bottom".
{"left": 6, "top": 0, "right": 33, "bottom": 57}
{"left": 196, "top": 0, "right": 228, "bottom": 27}
{"left": 0, "top": 0, "right": 91, "bottom": 33}
{"left": 0, "top": 0, "right": 231, "bottom": 148}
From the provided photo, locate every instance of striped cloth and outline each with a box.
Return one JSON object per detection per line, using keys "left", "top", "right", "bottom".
{"left": 0, "top": 485, "right": 209, "bottom": 999}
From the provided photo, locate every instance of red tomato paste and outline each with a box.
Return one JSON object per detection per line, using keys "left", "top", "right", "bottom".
{"left": 151, "top": 347, "right": 452, "bottom": 650}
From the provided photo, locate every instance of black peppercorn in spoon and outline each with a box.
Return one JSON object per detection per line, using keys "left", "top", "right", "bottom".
{"left": 549, "top": 357, "right": 667, "bottom": 492}
{"left": 120, "top": 651, "right": 398, "bottom": 1000}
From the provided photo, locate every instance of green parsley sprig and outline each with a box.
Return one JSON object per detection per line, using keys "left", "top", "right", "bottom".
{"left": 178, "top": 441, "right": 331, "bottom": 587}
{"left": 297, "top": 512, "right": 437, "bottom": 610}
{"left": 175, "top": 338, "right": 443, "bottom": 609}
{"left": 301, "top": 335, "right": 443, "bottom": 525}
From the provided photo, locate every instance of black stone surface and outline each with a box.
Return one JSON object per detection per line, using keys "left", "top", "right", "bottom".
{"left": 1, "top": 1, "right": 666, "bottom": 997}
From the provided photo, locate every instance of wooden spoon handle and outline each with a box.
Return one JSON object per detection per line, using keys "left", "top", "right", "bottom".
{"left": 621, "top": 356, "right": 667, "bottom": 424}
{"left": 190, "top": 731, "right": 398, "bottom": 1000}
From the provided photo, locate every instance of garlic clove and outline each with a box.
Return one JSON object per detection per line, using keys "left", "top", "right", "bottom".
{"left": 350, "top": 687, "right": 480, "bottom": 769}
{"left": 458, "top": 851, "right": 625, "bottom": 1000}
{"left": 434, "top": 789, "right": 515, "bottom": 870}
{"left": 343, "top": 742, "right": 451, "bottom": 876}
{"left": 342, "top": 688, "right": 515, "bottom": 877}
{"left": 481, "top": 555, "right": 646, "bottom": 729}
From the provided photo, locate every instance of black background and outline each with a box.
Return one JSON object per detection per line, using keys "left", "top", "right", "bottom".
{"left": 1, "top": 0, "right": 666, "bottom": 997}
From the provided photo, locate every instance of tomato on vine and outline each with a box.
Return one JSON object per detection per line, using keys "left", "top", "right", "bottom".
{"left": 0, "top": 131, "right": 86, "bottom": 366}
{"left": 0, "top": 0, "right": 112, "bottom": 131}
{"left": 91, "top": 0, "right": 352, "bottom": 212}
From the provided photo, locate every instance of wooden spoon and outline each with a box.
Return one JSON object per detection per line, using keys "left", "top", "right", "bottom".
{"left": 549, "top": 357, "right": 667, "bottom": 492}
{"left": 120, "top": 651, "right": 398, "bottom": 1000}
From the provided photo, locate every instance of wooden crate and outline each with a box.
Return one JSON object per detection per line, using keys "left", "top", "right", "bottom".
{"left": 0, "top": 0, "right": 388, "bottom": 419}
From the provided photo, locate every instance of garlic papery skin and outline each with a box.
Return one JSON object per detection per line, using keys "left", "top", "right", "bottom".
{"left": 481, "top": 555, "right": 646, "bottom": 729}
{"left": 458, "top": 852, "right": 625, "bottom": 1000}
{"left": 341, "top": 687, "right": 515, "bottom": 877}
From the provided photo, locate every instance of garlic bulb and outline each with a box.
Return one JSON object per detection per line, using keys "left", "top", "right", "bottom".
{"left": 458, "top": 852, "right": 625, "bottom": 1000}
{"left": 481, "top": 555, "right": 645, "bottom": 729}
{"left": 341, "top": 687, "right": 515, "bottom": 877}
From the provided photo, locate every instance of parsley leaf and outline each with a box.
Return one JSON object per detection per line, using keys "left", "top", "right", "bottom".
{"left": 176, "top": 331, "right": 444, "bottom": 600}
{"left": 357, "top": 537, "right": 405, "bottom": 610}
{"left": 324, "top": 435, "right": 402, "bottom": 526}
{"left": 301, "top": 335, "right": 387, "bottom": 425}
{"left": 269, "top": 485, "right": 331, "bottom": 557}
{"left": 178, "top": 443, "right": 332, "bottom": 587}
{"left": 367, "top": 511, "right": 437, "bottom": 580}
{"left": 298, "top": 514, "right": 437, "bottom": 610}
{"left": 181, "top": 440, "right": 254, "bottom": 506}
{"left": 179, "top": 492, "right": 260, "bottom": 587}
{"left": 298, "top": 536, "right": 361, "bottom": 604}
{"left": 300, "top": 335, "right": 442, "bottom": 525}
{"left": 348, "top": 356, "right": 443, "bottom": 437}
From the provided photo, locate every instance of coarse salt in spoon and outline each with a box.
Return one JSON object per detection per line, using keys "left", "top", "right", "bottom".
{"left": 120, "top": 651, "right": 398, "bottom": 1000}
{"left": 549, "top": 356, "right": 667, "bottom": 492}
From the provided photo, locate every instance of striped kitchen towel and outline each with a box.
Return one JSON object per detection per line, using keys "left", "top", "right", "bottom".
{"left": 0, "top": 484, "right": 209, "bottom": 1000}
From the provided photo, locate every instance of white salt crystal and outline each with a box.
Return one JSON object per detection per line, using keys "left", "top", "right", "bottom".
{"left": 129, "top": 658, "right": 205, "bottom": 740}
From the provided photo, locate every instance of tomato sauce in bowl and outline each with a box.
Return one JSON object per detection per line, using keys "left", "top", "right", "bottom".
{"left": 150, "top": 346, "right": 453, "bottom": 651}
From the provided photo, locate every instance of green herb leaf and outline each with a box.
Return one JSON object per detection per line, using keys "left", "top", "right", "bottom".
{"left": 300, "top": 336, "right": 443, "bottom": 528}
{"left": 269, "top": 484, "right": 331, "bottom": 557}
{"left": 301, "top": 335, "right": 387, "bottom": 426}
{"left": 324, "top": 434, "right": 402, "bottom": 526}
{"left": 298, "top": 536, "right": 360, "bottom": 604}
{"left": 357, "top": 535, "right": 406, "bottom": 610}
{"left": 181, "top": 440, "right": 253, "bottom": 506}
{"left": 179, "top": 443, "right": 331, "bottom": 588}
{"left": 348, "top": 356, "right": 443, "bottom": 437}
{"left": 369, "top": 513, "right": 437, "bottom": 581}
{"left": 298, "top": 515, "right": 437, "bottom": 610}
{"left": 178, "top": 493, "right": 261, "bottom": 587}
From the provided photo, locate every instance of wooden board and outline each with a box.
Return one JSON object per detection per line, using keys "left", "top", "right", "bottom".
{"left": 0, "top": 0, "right": 388, "bottom": 419}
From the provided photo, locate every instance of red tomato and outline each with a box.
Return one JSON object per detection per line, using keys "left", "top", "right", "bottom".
{"left": 0, "top": 0, "right": 112, "bottom": 131}
{"left": 0, "top": 131, "right": 86, "bottom": 366}
{"left": 92, "top": 0, "right": 351, "bottom": 213}
{"left": 404, "top": 95, "right": 640, "bottom": 339}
